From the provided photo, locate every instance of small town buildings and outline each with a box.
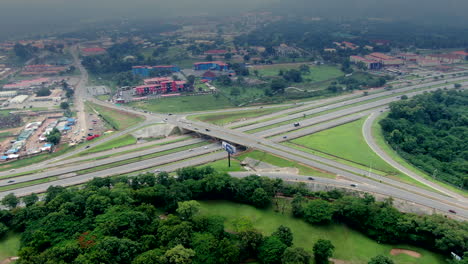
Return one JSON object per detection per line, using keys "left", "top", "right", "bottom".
{"left": 193, "top": 61, "right": 228, "bottom": 71}
{"left": 2, "top": 78, "right": 50, "bottom": 90}
{"left": 134, "top": 77, "right": 187, "bottom": 96}
{"left": 81, "top": 47, "right": 106, "bottom": 56}
{"left": 365, "top": 53, "right": 403, "bottom": 66}
{"left": 20, "top": 64, "right": 68, "bottom": 76}
{"left": 349, "top": 56, "right": 382, "bottom": 70}
{"left": 202, "top": 71, "right": 218, "bottom": 81}
{"left": 204, "top": 49, "right": 229, "bottom": 55}
{"left": 132, "top": 65, "right": 181, "bottom": 77}
{"left": 425, "top": 54, "right": 464, "bottom": 64}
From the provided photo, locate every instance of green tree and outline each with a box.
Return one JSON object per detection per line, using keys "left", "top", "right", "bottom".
{"left": 368, "top": 255, "right": 394, "bottom": 264}
{"left": 22, "top": 193, "right": 39, "bottom": 207}
{"left": 60, "top": 102, "right": 69, "bottom": 109}
{"left": 176, "top": 200, "right": 201, "bottom": 220}
{"left": 281, "top": 247, "right": 311, "bottom": 264}
{"left": 191, "top": 232, "right": 218, "bottom": 264}
{"left": 299, "top": 64, "right": 310, "bottom": 73}
{"left": 132, "top": 249, "right": 164, "bottom": 264}
{"left": 303, "top": 200, "right": 335, "bottom": 224}
{"left": 36, "top": 87, "right": 52, "bottom": 97}
{"left": 46, "top": 128, "right": 61, "bottom": 145}
{"left": 230, "top": 87, "right": 241, "bottom": 97}
{"left": 206, "top": 55, "right": 214, "bottom": 61}
{"left": 313, "top": 239, "right": 334, "bottom": 264}
{"left": 1, "top": 193, "right": 19, "bottom": 209}
{"left": 251, "top": 188, "right": 271, "bottom": 208}
{"left": 271, "top": 79, "right": 287, "bottom": 93}
{"left": 258, "top": 236, "right": 287, "bottom": 264}
{"left": 0, "top": 223, "right": 8, "bottom": 239}
{"left": 217, "top": 237, "right": 240, "bottom": 264}
{"left": 164, "top": 244, "right": 195, "bottom": 264}
{"left": 272, "top": 225, "right": 294, "bottom": 247}
{"left": 187, "top": 75, "right": 196, "bottom": 87}
{"left": 454, "top": 83, "right": 462, "bottom": 88}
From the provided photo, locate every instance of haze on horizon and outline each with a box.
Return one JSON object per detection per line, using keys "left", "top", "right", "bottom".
{"left": 1, "top": 0, "right": 467, "bottom": 39}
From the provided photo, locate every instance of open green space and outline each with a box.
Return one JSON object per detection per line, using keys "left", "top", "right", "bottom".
{"left": 0, "top": 232, "right": 20, "bottom": 260}
{"left": 76, "top": 134, "right": 137, "bottom": 156}
{"left": 290, "top": 118, "right": 400, "bottom": 174}
{"left": 86, "top": 102, "right": 144, "bottom": 130}
{"left": 189, "top": 106, "right": 290, "bottom": 126}
{"left": 197, "top": 158, "right": 246, "bottom": 174}
{"left": 372, "top": 113, "right": 468, "bottom": 197}
{"left": 254, "top": 64, "right": 344, "bottom": 82}
{"left": 238, "top": 150, "right": 335, "bottom": 178}
{"left": 200, "top": 200, "right": 448, "bottom": 264}
{"left": 128, "top": 94, "right": 235, "bottom": 113}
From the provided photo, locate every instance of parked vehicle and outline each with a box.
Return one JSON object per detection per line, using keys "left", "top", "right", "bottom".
{"left": 86, "top": 134, "right": 100, "bottom": 141}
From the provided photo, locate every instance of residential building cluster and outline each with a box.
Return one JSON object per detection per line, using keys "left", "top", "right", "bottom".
{"left": 20, "top": 64, "right": 68, "bottom": 76}
{"left": 193, "top": 61, "right": 229, "bottom": 71}
{"left": 134, "top": 77, "right": 187, "bottom": 96}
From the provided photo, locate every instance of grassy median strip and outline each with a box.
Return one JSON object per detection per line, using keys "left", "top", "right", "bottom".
{"left": 0, "top": 169, "right": 44, "bottom": 180}
{"left": 0, "top": 177, "right": 58, "bottom": 192}
{"left": 188, "top": 106, "right": 291, "bottom": 126}
{"left": 75, "top": 142, "right": 209, "bottom": 175}
{"left": 86, "top": 101, "right": 145, "bottom": 130}
{"left": 371, "top": 113, "right": 468, "bottom": 197}
{"left": 76, "top": 134, "right": 137, "bottom": 156}
{"left": 72, "top": 136, "right": 193, "bottom": 164}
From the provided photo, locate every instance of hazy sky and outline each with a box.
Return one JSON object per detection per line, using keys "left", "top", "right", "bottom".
{"left": 0, "top": 0, "right": 466, "bottom": 39}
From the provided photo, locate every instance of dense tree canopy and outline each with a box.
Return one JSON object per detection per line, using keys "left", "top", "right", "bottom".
{"left": 380, "top": 89, "right": 468, "bottom": 189}
{"left": 0, "top": 167, "right": 466, "bottom": 263}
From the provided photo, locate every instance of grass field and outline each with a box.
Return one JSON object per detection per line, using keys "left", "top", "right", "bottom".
{"left": 199, "top": 200, "right": 448, "bottom": 264}
{"left": 0, "top": 232, "right": 20, "bottom": 260}
{"left": 289, "top": 118, "right": 399, "bottom": 174}
{"left": 371, "top": 114, "right": 468, "bottom": 197}
{"left": 0, "top": 176, "right": 58, "bottom": 192}
{"left": 75, "top": 134, "right": 137, "bottom": 156}
{"left": 189, "top": 107, "right": 290, "bottom": 126}
{"left": 197, "top": 158, "right": 246, "bottom": 174}
{"left": 254, "top": 64, "right": 344, "bottom": 83}
{"left": 86, "top": 102, "right": 144, "bottom": 130}
{"left": 238, "top": 150, "right": 335, "bottom": 178}
{"left": 128, "top": 94, "right": 235, "bottom": 113}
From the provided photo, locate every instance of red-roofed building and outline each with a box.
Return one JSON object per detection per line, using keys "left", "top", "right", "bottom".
{"left": 202, "top": 71, "right": 218, "bottom": 81}
{"left": 350, "top": 56, "right": 382, "bottom": 70}
{"left": 425, "top": 54, "right": 464, "bottom": 64}
{"left": 194, "top": 61, "right": 228, "bottom": 71}
{"left": 134, "top": 78, "right": 187, "bottom": 96}
{"left": 452, "top": 51, "right": 468, "bottom": 60}
{"left": 204, "top": 49, "right": 229, "bottom": 55}
{"left": 21, "top": 64, "right": 68, "bottom": 76}
{"left": 365, "top": 53, "right": 403, "bottom": 66}
{"left": 81, "top": 47, "right": 106, "bottom": 56}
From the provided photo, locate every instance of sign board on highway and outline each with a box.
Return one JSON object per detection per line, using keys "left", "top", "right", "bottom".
{"left": 222, "top": 141, "right": 236, "bottom": 155}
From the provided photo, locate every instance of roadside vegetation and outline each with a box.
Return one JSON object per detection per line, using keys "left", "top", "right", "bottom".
{"left": 0, "top": 167, "right": 463, "bottom": 264}
{"left": 128, "top": 94, "right": 234, "bottom": 113}
{"left": 380, "top": 90, "right": 468, "bottom": 191}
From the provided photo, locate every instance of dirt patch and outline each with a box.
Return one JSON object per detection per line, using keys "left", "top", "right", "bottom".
{"left": 329, "top": 258, "right": 350, "bottom": 264}
{"left": 390, "top": 249, "right": 421, "bottom": 258}
{"left": 1, "top": 257, "right": 19, "bottom": 264}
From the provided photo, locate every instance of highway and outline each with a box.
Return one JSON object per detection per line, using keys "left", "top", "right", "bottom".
{"left": 0, "top": 54, "right": 466, "bottom": 220}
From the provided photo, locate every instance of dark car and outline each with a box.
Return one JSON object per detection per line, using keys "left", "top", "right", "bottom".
{"left": 205, "top": 128, "right": 210, "bottom": 132}
{"left": 7, "top": 180, "right": 15, "bottom": 183}
{"left": 85, "top": 145, "right": 90, "bottom": 149}
{"left": 294, "top": 122, "right": 300, "bottom": 127}
{"left": 308, "top": 177, "right": 314, "bottom": 180}
{"left": 448, "top": 209, "right": 457, "bottom": 214}
{"left": 350, "top": 184, "right": 358, "bottom": 187}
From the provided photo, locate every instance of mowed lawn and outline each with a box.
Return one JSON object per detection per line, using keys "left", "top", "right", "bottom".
{"left": 190, "top": 107, "right": 290, "bottom": 126}
{"left": 76, "top": 134, "right": 137, "bottom": 156}
{"left": 87, "top": 102, "right": 145, "bottom": 130}
{"left": 128, "top": 94, "right": 235, "bottom": 113}
{"left": 254, "top": 64, "right": 344, "bottom": 82}
{"left": 289, "top": 118, "right": 397, "bottom": 174}
{"left": 199, "top": 200, "right": 448, "bottom": 264}
{"left": 0, "top": 232, "right": 20, "bottom": 260}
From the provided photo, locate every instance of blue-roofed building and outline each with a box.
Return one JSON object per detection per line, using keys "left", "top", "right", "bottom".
{"left": 194, "top": 61, "right": 228, "bottom": 71}
{"left": 132, "top": 65, "right": 180, "bottom": 77}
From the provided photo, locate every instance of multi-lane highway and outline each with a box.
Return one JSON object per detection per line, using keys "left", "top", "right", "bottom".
{"left": 1, "top": 54, "right": 467, "bottom": 220}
